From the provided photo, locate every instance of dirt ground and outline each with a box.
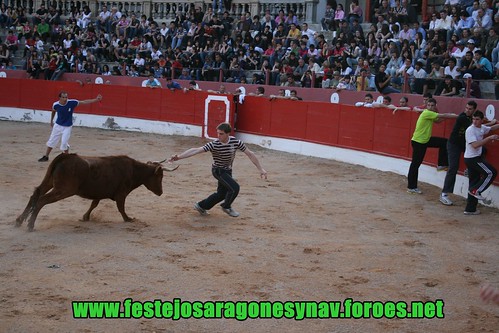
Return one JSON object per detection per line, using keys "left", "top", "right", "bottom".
{"left": 0, "top": 121, "right": 498, "bottom": 333}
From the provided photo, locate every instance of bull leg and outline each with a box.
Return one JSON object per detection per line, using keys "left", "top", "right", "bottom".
{"left": 82, "top": 200, "right": 100, "bottom": 221}
{"left": 115, "top": 196, "right": 133, "bottom": 222}
{"left": 16, "top": 195, "right": 36, "bottom": 227}
{"left": 16, "top": 184, "right": 53, "bottom": 227}
{"left": 27, "top": 190, "right": 74, "bottom": 231}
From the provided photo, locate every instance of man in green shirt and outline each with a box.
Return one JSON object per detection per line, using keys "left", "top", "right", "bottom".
{"left": 407, "top": 98, "right": 458, "bottom": 194}
{"left": 37, "top": 19, "right": 50, "bottom": 42}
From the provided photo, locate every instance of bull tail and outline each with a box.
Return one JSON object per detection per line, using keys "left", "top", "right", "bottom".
{"left": 16, "top": 154, "right": 73, "bottom": 226}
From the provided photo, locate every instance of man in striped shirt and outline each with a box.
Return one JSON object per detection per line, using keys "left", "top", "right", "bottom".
{"left": 169, "top": 123, "right": 267, "bottom": 217}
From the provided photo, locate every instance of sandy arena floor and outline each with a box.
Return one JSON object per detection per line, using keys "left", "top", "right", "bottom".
{"left": 0, "top": 121, "right": 498, "bottom": 332}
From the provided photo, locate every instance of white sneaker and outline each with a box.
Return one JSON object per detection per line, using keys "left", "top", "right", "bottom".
{"left": 407, "top": 188, "right": 422, "bottom": 194}
{"left": 194, "top": 203, "right": 208, "bottom": 216}
{"left": 463, "top": 210, "right": 481, "bottom": 215}
{"left": 221, "top": 207, "right": 239, "bottom": 217}
{"left": 439, "top": 194, "right": 453, "bottom": 206}
{"left": 468, "top": 189, "right": 485, "bottom": 200}
{"left": 468, "top": 190, "right": 492, "bottom": 204}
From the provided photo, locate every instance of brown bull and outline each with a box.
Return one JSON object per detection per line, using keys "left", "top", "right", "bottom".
{"left": 16, "top": 154, "right": 177, "bottom": 231}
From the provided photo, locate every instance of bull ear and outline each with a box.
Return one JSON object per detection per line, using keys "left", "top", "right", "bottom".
{"left": 154, "top": 165, "right": 163, "bottom": 174}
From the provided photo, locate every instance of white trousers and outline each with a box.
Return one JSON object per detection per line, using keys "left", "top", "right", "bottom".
{"left": 46, "top": 123, "right": 72, "bottom": 151}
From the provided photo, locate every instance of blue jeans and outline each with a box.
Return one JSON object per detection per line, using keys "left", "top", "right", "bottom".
{"left": 380, "top": 85, "right": 400, "bottom": 94}
{"left": 198, "top": 167, "right": 240, "bottom": 210}
{"left": 212, "top": 0, "right": 223, "bottom": 11}
{"left": 51, "top": 68, "right": 66, "bottom": 81}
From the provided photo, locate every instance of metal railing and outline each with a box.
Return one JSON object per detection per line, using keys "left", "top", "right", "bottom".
{"left": 5, "top": 0, "right": 319, "bottom": 24}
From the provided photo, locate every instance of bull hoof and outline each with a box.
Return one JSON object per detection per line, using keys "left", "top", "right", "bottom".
{"left": 80, "top": 216, "right": 90, "bottom": 222}
{"left": 28, "top": 227, "right": 34, "bottom": 232}
{"left": 27, "top": 221, "right": 35, "bottom": 231}
{"left": 15, "top": 217, "right": 23, "bottom": 227}
{"left": 124, "top": 217, "right": 135, "bottom": 222}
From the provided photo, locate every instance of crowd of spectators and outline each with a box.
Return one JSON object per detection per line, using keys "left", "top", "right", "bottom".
{"left": 0, "top": 1, "right": 498, "bottom": 97}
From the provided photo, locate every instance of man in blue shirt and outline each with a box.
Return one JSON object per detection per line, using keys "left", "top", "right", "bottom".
{"left": 38, "top": 91, "right": 102, "bottom": 162}
{"left": 145, "top": 75, "right": 162, "bottom": 88}
{"left": 467, "top": 50, "right": 493, "bottom": 80}
{"left": 165, "top": 77, "right": 182, "bottom": 91}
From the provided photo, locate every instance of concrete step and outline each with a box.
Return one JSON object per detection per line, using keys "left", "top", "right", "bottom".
{"left": 309, "top": 24, "right": 322, "bottom": 33}
{"left": 360, "top": 23, "right": 371, "bottom": 32}
{"left": 480, "top": 81, "right": 496, "bottom": 100}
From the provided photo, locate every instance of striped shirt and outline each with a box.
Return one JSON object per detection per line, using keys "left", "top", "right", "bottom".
{"left": 203, "top": 136, "right": 247, "bottom": 170}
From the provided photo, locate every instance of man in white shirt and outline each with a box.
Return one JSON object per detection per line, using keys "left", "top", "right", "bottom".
{"left": 466, "top": 38, "right": 479, "bottom": 53}
{"left": 109, "top": 7, "right": 122, "bottom": 33}
{"left": 451, "top": 41, "right": 467, "bottom": 66}
{"left": 308, "top": 57, "right": 321, "bottom": 74}
{"left": 392, "top": 58, "right": 414, "bottom": 86}
{"left": 435, "top": 9, "right": 455, "bottom": 41}
{"left": 301, "top": 23, "right": 316, "bottom": 47}
{"left": 463, "top": 110, "right": 499, "bottom": 214}
{"left": 411, "top": 61, "right": 427, "bottom": 94}
{"left": 473, "top": 8, "right": 492, "bottom": 32}
{"left": 456, "top": 10, "right": 474, "bottom": 37}
{"left": 435, "top": 10, "right": 453, "bottom": 31}
{"left": 355, "top": 93, "right": 374, "bottom": 107}
{"left": 159, "top": 22, "right": 169, "bottom": 38}
{"left": 260, "top": 11, "right": 277, "bottom": 32}
{"left": 444, "top": 57, "right": 461, "bottom": 79}
{"left": 150, "top": 46, "right": 162, "bottom": 61}
{"left": 470, "top": 1, "right": 481, "bottom": 20}
{"left": 398, "top": 23, "right": 415, "bottom": 42}
{"left": 133, "top": 53, "right": 145, "bottom": 69}
{"left": 96, "top": 6, "right": 111, "bottom": 33}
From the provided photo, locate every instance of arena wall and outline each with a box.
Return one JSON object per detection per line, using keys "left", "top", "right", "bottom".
{"left": 2, "top": 69, "right": 499, "bottom": 108}
{"left": 0, "top": 78, "right": 497, "bottom": 208}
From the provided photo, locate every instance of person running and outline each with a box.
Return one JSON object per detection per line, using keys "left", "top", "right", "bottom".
{"left": 463, "top": 110, "right": 499, "bottom": 215}
{"left": 406, "top": 98, "right": 458, "bottom": 194}
{"left": 169, "top": 122, "right": 267, "bottom": 217}
{"left": 38, "top": 91, "right": 103, "bottom": 162}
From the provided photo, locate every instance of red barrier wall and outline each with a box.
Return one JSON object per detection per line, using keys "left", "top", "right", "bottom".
{"left": 2, "top": 70, "right": 498, "bottom": 111}
{"left": 237, "top": 96, "right": 499, "bottom": 185}
{"left": 0, "top": 79, "right": 235, "bottom": 134}
{"left": 0, "top": 78, "right": 497, "bottom": 185}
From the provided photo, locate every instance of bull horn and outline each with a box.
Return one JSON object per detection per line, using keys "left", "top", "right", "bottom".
{"left": 154, "top": 157, "right": 169, "bottom": 164}
{"left": 162, "top": 164, "right": 179, "bottom": 172}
